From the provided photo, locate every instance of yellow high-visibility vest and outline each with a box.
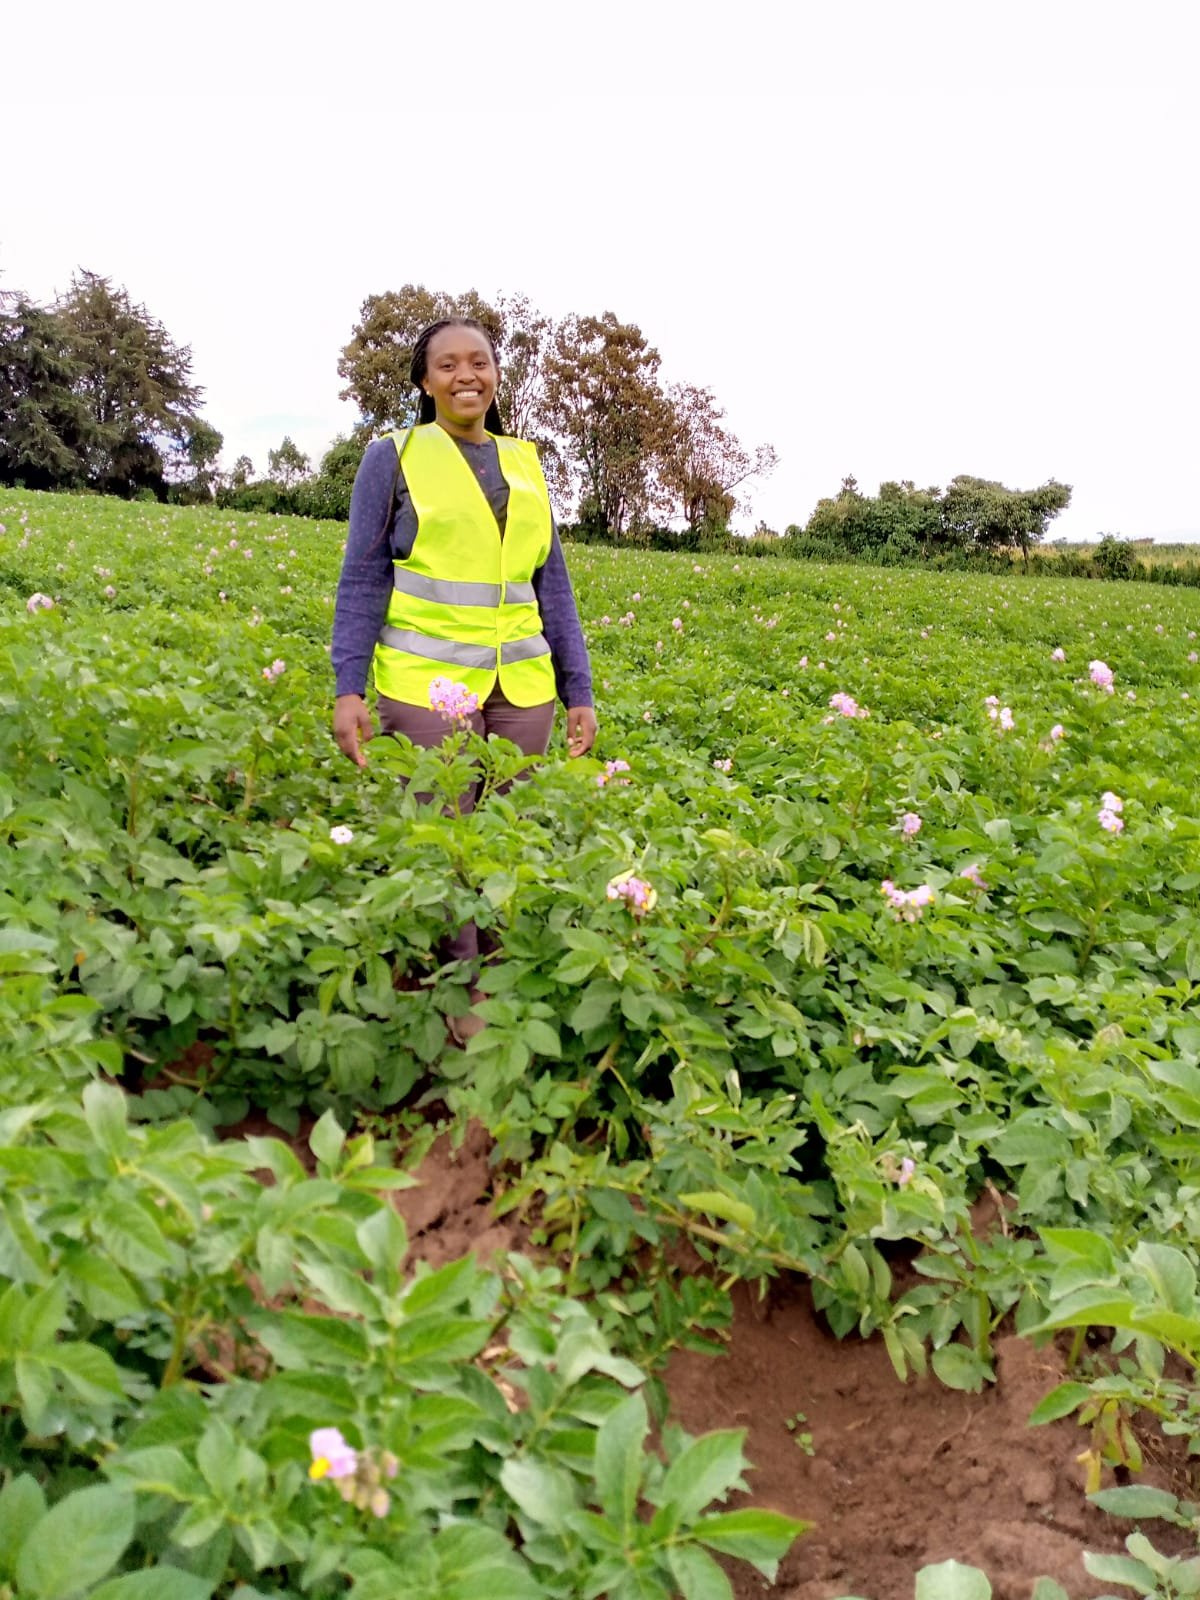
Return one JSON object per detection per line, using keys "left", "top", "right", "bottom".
{"left": 372, "top": 423, "right": 557, "bottom": 709}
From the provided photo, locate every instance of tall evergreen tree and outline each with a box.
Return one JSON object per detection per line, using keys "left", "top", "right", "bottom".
{"left": 0, "top": 297, "right": 95, "bottom": 488}
{"left": 54, "top": 270, "right": 202, "bottom": 496}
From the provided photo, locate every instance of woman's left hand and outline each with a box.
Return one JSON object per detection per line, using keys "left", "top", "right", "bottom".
{"left": 566, "top": 705, "right": 598, "bottom": 758}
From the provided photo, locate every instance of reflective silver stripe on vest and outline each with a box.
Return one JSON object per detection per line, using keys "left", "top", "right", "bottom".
{"left": 392, "top": 571, "right": 502, "bottom": 607}
{"left": 391, "top": 572, "right": 539, "bottom": 607}
{"left": 379, "top": 626, "right": 551, "bottom": 669}
{"left": 501, "top": 633, "right": 551, "bottom": 663}
{"left": 378, "top": 626, "right": 497, "bottom": 669}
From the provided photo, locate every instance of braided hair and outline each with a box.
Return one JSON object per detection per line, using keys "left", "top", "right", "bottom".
{"left": 410, "top": 318, "right": 505, "bottom": 434}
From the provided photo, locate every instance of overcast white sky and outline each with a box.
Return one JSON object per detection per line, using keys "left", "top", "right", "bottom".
{"left": 5, "top": 0, "right": 1198, "bottom": 539}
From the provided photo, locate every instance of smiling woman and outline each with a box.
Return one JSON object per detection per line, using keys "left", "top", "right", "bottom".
{"left": 330, "top": 317, "right": 598, "bottom": 1043}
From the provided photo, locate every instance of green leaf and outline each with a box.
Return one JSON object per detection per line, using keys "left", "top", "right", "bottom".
{"left": 659, "top": 1430, "right": 748, "bottom": 1523}
{"left": 499, "top": 1458, "right": 579, "bottom": 1535}
{"left": 1132, "top": 1241, "right": 1197, "bottom": 1313}
{"left": 692, "top": 1508, "right": 811, "bottom": 1579}
{"left": 1027, "top": 1381, "right": 1090, "bottom": 1425}
{"left": 251, "top": 1311, "right": 369, "bottom": 1368}
{"left": 1081, "top": 1552, "right": 1157, "bottom": 1587}
{"left": 594, "top": 1391, "right": 649, "bottom": 1531}
{"left": 931, "top": 1344, "right": 990, "bottom": 1393}
{"left": 309, "top": 1108, "right": 345, "bottom": 1168}
{"left": 914, "top": 1561, "right": 992, "bottom": 1600}
{"left": 356, "top": 1204, "right": 408, "bottom": 1284}
{"left": 677, "top": 1191, "right": 756, "bottom": 1231}
{"left": 1088, "top": 1485, "right": 1181, "bottom": 1520}
{"left": 91, "top": 1569, "right": 215, "bottom": 1600}
{"left": 1030, "top": 1582, "right": 1069, "bottom": 1600}
{"left": 0, "top": 1474, "right": 45, "bottom": 1578}
{"left": 47, "top": 1340, "right": 127, "bottom": 1404}
{"left": 667, "top": 1544, "right": 734, "bottom": 1600}
{"left": 16, "top": 1484, "right": 135, "bottom": 1598}
{"left": 82, "top": 1079, "right": 131, "bottom": 1156}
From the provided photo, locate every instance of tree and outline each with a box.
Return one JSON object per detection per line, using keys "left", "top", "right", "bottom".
{"left": 337, "top": 284, "right": 502, "bottom": 431}
{"left": 166, "top": 418, "right": 224, "bottom": 502}
{"left": 229, "top": 455, "right": 254, "bottom": 489}
{"left": 941, "top": 475, "right": 1071, "bottom": 566}
{"left": 267, "top": 436, "right": 311, "bottom": 488}
{"left": 0, "top": 297, "right": 95, "bottom": 488}
{"left": 54, "top": 270, "right": 201, "bottom": 496}
{"left": 655, "top": 383, "right": 777, "bottom": 533}
{"left": 539, "top": 312, "right": 672, "bottom": 536}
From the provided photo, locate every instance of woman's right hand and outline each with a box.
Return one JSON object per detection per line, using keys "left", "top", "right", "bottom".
{"left": 333, "top": 694, "right": 375, "bottom": 768}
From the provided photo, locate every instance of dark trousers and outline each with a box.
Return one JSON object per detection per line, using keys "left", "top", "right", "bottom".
{"left": 378, "top": 682, "right": 556, "bottom": 968}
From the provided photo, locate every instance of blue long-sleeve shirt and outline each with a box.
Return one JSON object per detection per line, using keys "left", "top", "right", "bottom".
{"left": 331, "top": 432, "right": 593, "bottom": 708}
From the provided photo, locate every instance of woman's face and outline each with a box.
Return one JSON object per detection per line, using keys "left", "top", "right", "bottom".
{"left": 422, "top": 325, "right": 499, "bottom": 427}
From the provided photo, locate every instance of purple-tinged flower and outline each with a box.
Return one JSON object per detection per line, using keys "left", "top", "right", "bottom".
{"left": 1101, "top": 791, "right": 1124, "bottom": 814}
{"left": 998, "top": 706, "right": 1015, "bottom": 731}
{"left": 1051, "top": 647, "right": 1065, "bottom": 662}
{"left": 428, "top": 676, "right": 480, "bottom": 724}
{"left": 1089, "top": 659, "right": 1115, "bottom": 692}
{"left": 606, "top": 871, "right": 658, "bottom": 915}
{"left": 671, "top": 617, "right": 683, "bottom": 632}
{"left": 1050, "top": 723, "right": 1066, "bottom": 741}
{"left": 329, "top": 825, "right": 355, "bottom": 845}
{"left": 881, "top": 880, "right": 935, "bottom": 921}
{"left": 309, "top": 1428, "right": 357, "bottom": 1481}
{"left": 713, "top": 757, "right": 733, "bottom": 773}
{"left": 596, "top": 759, "right": 632, "bottom": 788}
{"left": 897, "top": 1157, "right": 916, "bottom": 1187}
{"left": 369, "top": 1488, "right": 391, "bottom": 1518}
{"left": 25, "top": 592, "right": 54, "bottom": 613}
{"left": 960, "top": 863, "right": 987, "bottom": 891}
{"left": 1098, "top": 808, "right": 1124, "bottom": 835}
{"left": 900, "top": 812, "right": 922, "bottom": 838}
{"left": 829, "top": 691, "right": 867, "bottom": 719}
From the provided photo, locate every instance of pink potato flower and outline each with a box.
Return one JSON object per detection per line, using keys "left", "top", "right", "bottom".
{"left": 1089, "top": 660, "right": 1115, "bottom": 692}
{"left": 596, "top": 759, "right": 632, "bottom": 788}
{"left": 880, "top": 880, "right": 936, "bottom": 922}
{"left": 309, "top": 1428, "right": 358, "bottom": 1481}
{"left": 900, "top": 812, "right": 922, "bottom": 837}
{"left": 606, "top": 871, "right": 657, "bottom": 915}
{"left": 25, "top": 592, "right": 54, "bottom": 613}
{"left": 960, "top": 863, "right": 987, "bottom": 891}
{"left": 428, "top": 676, "right": 480, "bottom": 724}
{"left": 829, "top": 691, "right": 868, "bottom": 719}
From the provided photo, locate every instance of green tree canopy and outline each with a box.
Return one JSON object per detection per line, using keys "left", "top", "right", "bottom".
{"left": 539, "top": 311, "right": 673, "bottom": 536}
{"left": 941, "top": 474, "right": 1072, "bottom": 564}
{"left": 267, "top": 435, "right": 311, "bottom": 488}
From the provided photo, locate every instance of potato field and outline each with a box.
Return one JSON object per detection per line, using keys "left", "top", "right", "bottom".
{"left": 3, "top": 489, "right": 1200, "bottom": 1600}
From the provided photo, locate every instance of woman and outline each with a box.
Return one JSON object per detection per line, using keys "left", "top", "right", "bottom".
{"left": 331, "top": 316, "right": 596, "bottom": 1039}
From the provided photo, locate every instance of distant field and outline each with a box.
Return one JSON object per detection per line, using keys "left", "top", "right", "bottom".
{"left": 1046, "top": 539, "right": 1200, "bottom": 567}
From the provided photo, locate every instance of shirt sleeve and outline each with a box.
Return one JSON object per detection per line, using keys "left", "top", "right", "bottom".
{"left": 534, "top": 520, "right": 594, "bottom": 709}
{"left": 330, "top": 438, "right": 397, "bottom": 697}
